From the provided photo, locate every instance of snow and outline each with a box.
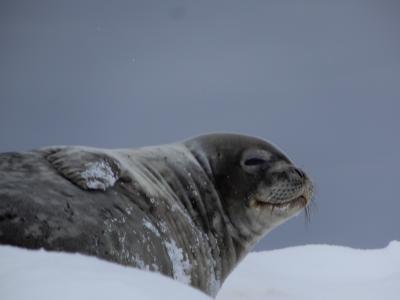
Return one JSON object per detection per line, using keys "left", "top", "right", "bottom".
{"left": 143, "top": 218, "right": 161, "bottom": 237}
{"left": 218, "top": 241, "right": 400, "bottom": 300}
{"left": 164, "top": 239, "right": 192, "bottom": 285}
{"left": 1, "top": 242, "right": 399, "bottom": 300}
{"left": 0, "top": 246, "right": 207, "bottom": 300}
{"left": 81, "top": 160, "right": 118, "bottom": 190}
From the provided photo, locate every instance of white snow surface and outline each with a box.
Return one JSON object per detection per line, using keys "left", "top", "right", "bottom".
{"left": 81, "top": 160, "right": 117, "bottom": 190}
{"left": 1, "top": 242, "right": 399, "bottom": 300}
{"left": 218, "top": 241, "right": 400, "bottom": 300}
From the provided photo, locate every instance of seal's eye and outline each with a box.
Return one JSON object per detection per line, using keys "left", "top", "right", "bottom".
{"left": 244, "top": 158, "right": 266, "bottom": 166}
{"left": 241, "top": 149, "right": 271, "bottom": 173}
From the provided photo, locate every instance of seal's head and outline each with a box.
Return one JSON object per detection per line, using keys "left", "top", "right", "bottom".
{"left": 185, "top": 133, "right": 314, "bottom": 250}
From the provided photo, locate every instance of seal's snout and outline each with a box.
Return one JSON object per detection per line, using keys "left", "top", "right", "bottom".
{"left": 285, "top": 166, "right": 306, "bottom": 183}
{"left": 267, "top": 167, "right": 305, "bottom": 203}
{"left": 254, "top": 164, "right": 313, "bottom": 208}
{"left": 283, "top": 166, "right": 314, "bottom": 205}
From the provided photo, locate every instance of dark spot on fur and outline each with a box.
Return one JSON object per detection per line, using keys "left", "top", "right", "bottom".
{"left": 0, "top": 212, "right": 17, "bottom": 222}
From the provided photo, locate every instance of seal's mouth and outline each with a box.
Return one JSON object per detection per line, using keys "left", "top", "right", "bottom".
{"left": 250, "top": 195, "right": 309, "bottom": 211}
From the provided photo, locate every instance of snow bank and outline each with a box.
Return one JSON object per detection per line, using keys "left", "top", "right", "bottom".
{"left": 0, "top": 246, "right": 208, "bottom": 300}
{"left": 1, "top": 242, "right": 399, "bottom": 300}
{"left": 217, "top": 241, "right": 400, "bottom": 300}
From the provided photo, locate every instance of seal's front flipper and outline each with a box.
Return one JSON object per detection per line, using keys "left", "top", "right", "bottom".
{"left": 43, "top": 147, "right": 121, "bottom": 191}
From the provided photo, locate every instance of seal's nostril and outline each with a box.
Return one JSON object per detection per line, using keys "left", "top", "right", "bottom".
{"left": 294, "top": 168, "right": 305, "bottom": 178}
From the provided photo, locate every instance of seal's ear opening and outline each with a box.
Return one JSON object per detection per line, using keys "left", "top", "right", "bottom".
{"left": 240, "top": 149, "right": 271, "bottom": 173}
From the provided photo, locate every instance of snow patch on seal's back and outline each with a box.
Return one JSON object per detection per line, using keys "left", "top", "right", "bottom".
{"left": 165, "top": 240, "right": 192, "bottom": 285}
{"left": 81, "top": 160, "right": 117, "bottom": 190}
{"left": 143, "top": 219, "right": 161, "bottom": 237}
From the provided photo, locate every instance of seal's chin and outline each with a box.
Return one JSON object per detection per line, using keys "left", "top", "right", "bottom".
{"left": 249, "top": 195, "right": 309, "bottom": 211}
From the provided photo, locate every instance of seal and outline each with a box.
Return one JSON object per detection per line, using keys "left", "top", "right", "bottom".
{"left": 0, "top": 133, "right": 313, "bottom": 296}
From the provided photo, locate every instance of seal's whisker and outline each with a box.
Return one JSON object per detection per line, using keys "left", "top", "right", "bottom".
{"left": 304, "top": 197, "right": 317, "bottom": 225}
{"left": 304, "top": 205, "right": 311, "bottom": 225}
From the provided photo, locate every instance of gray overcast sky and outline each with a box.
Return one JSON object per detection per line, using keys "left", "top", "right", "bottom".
{"left": 1, "top": 0, "right": 399, "bottom": 250}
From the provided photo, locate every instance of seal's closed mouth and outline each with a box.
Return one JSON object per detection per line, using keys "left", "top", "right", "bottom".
{"left": 251, "top": 195, "right": 309, "bottom": 210}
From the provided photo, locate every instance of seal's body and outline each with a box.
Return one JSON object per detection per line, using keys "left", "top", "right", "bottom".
{"left": 0, "top": 134, "right": 313, "bottom": 296}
